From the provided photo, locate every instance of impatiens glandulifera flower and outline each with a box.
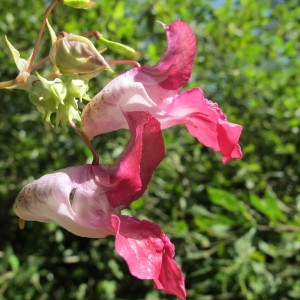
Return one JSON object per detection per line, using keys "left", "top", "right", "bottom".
{"left": 81, "top": 20, "right": 243, "bottom": 163}
{"left": 13, "top": 111, "right": 186, "bottom": 299}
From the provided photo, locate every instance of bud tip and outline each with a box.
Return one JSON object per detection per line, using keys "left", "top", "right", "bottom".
{"left": 19, "top": 218, "right": 26, "bottom": 230}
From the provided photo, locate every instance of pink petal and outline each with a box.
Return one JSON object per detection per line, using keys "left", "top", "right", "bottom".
{"left": 111, "top": 215, "right": 186, "bottom": 300}
{"left": 135, "top": 19, "right": 196, "bottom": 90}
{"left": 105, "top": 111, "right": 165, "bottom": 208}
{"left": 160, "top": 88, "right": 243, "bottom": 163}
{"left": 81, "top": 19, "right": 197, "bottom": 137}
{"left": 14, "top": 112, "right": 164, "bottom": 236}
{"left": 81, "top": 70, "right": 148, "bottom": 136}
{"left": 80, "top": 19, "right": 243, "bottom": 162}
{"left": 13, "top": 165, "right": 115, "bottom": 238}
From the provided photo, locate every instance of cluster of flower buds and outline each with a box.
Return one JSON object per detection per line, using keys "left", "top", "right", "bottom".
{"left": 1, "top": 5, "right": 140, "bottom": 127}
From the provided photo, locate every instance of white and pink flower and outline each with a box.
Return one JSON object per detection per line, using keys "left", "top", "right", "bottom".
{"left": 14, "top": 111, "right": 186, "bottom": 299}
{"left": 82, "top": 20, "right": 242, "bottom": 163}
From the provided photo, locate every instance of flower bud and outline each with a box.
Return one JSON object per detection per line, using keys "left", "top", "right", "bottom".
{"left": 50, "top": 33, "right": 111, "bottom": 75}
{"left": 60, "top": 0, "right": 95, "bottom": 9}
{"left": 98, "top": 36, "right": 140, "bottom": 57}
{"left": 28, "top": 75, "right": 67, "bottom": 123}
{"left": 66, "top": 78, "right": 89, "bottom": 101}
{"left": 55, "top": 96, "right": 81, "bottom": 127}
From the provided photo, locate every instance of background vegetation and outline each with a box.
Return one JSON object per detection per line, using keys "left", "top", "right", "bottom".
{"left": 1, "top": 0, "right": 299, "bottom": 299}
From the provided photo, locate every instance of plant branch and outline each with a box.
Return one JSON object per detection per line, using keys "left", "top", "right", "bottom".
{"left": 27, "top": 0, "right": 59, "bottom": 73}
{"left": 30, "top": 56, "right": 50, "bottom": 72}
{"left": 69, "top": 120, "right": 99, "bottom": 166}
{"left": 0, "top": 79, "right": 17, "bottom": 89}
{"left": 108, "top": 60, "right": 141, "bottom": 68}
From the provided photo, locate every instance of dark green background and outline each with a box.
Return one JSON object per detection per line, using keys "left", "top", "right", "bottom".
{"left": 0, "top": 0, "right": 299, "bottom": 299}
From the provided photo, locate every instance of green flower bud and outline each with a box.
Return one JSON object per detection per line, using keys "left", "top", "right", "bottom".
{"left": 66, "top": 78, "right": 89, "bottom": 101}
{"left": 55, "top": 96, "right": 81, "bottom": 127}
{"left": 27, "top": 75, "right": 68, "bottom": 124}
{"left": 99, "top": 36, "right": 140, "bottom": 57}
{"left": 50, "top": 33, "right": 112, "bottom": 76}
{"left": 60, "top": 0, "right": 95, "bottom": 9}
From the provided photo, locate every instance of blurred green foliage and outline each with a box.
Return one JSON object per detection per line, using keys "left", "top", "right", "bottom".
{"left": 1, "top": 0, "right": 300, "bottom": 299}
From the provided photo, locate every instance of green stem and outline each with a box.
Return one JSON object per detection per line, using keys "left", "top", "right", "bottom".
{"left": 27, "top": 0, "right": 59, "bottom": 73}
{"left": 83, "top": 30, "right": 102, "bottom": 38}
{"left": 0, "top": 56, "right": 49, "bottom": 89}
{"left": 30, "top": 56, "right": 50, "bottom": 72}
{"left": 0, "top": 79, "right": 17, "bottom": 89}
{"left": 70, "top": 120, "right": 99, "bottom": 166}
{"left": 108, "top": 60, "right": 141, "bottom": 68}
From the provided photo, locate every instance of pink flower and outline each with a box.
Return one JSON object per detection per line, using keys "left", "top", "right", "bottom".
{"left": 13, "top": 111, "right": 186, "bottom": 300}
{"left": 82, "top": 20, "right": 242, "bottom": 163}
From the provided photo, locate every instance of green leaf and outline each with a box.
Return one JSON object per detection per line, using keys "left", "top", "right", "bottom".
{"left": 207, "top": 187, "right": 242, "bottom": 212}
{"left": 249, "top": 190, "right": 287, "bottom": 224}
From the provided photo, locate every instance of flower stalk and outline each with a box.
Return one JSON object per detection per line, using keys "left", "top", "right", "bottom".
{"left": 27, "top": 0, "right": 60, "bottom": 73}
{"left": 70, "top": 120, "right": 99, "bottom": 165}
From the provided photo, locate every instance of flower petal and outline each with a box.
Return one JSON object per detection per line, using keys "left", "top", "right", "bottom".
{"left": 111, "top": 215, "right": 186, "bottom": 300}
{"left": 13, "top": 165, "right": 115, "bottom": 238}
{"left": 136, "top": 19, "right": 196, "bottom": 90}
{"left": 81, "top": 70, "right": 161, "bottom": 136}
{"left": 105, "top": 111, "right": 165, "bottom": 208}
{"left": 160, "top": 87, "right": 243, "bottom": 163}
{"left": 81, "top": 19, "right": 197, "bottom": 137}
{"left": 82, "top": 18, "right": 242, "bottom": 164}
{"left": 13, "top": 111, "right": 164, "bottom": 236}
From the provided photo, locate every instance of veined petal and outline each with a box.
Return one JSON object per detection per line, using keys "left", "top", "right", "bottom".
{"left": 13, "top": 165, "right": 115, "bottom": 238}
{"left": 111, "top": 215, "right": 186, "bottom": 300}
{"left": 81, "top": 69, "right": 160, "bottom": 136}
{"left": 82, "top": 20, "right": 242, "bottom": 163}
